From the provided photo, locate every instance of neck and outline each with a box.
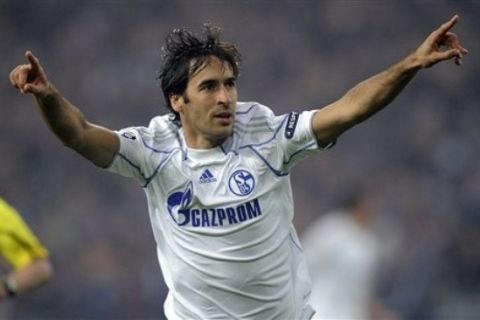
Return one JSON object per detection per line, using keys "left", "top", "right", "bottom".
{"left": 183, "top": 132, "right": 227, "bottom": 150}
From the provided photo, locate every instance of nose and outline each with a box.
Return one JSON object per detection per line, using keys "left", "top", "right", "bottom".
{"left": 217, "top": 85, "right": 232, "bottom": 106}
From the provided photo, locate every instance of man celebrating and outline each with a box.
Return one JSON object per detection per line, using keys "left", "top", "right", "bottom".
{"left": 9, "top": 15, "right": 466, "bottom": 319}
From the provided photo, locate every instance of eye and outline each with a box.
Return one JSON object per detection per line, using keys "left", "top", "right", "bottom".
{"left": 200, "top": 81, "right": 217, "bottom": 91}
{"left": 205, "top": 83, "right": 216, "bottom": 90}
{"left": 225, "top": 79, "right": 236, "bottom": 88}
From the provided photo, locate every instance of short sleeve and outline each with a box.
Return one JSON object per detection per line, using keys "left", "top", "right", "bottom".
{"left": 106, "top": 127, "right": 148, "bottom": 185}
{"left": 278, "top": 110, "right": 324, "bottom": 171}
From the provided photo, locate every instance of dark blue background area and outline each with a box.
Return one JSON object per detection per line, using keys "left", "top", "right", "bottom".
{"left": 1, "top": 1, "right": 479, "bottom": 319}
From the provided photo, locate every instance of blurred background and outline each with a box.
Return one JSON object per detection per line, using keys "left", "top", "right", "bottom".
{"left": 1, "top": 0, "right": 479, "bottom": 319}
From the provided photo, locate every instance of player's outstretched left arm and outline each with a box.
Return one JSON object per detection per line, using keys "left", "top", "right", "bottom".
{"left": 312, "top": 15, "right": 468, "bottom": 147}
{"left": 9, "top": 51, "right": 119, "bottom": 168}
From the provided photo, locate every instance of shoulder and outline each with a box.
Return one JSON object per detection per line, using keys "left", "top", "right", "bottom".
{"left": 236, "top": 102, "right": 276, "bottom": 119}
{"left": 233, "top": 102, "right": 286, "bottom": 147}
{"left": 147, "top": 114, "right": 180, "bottom": 132}
{"left": 0, "top": 198, "right": 19, "bottom": 221}
{"left": 117, "top": 114, "right": 180, "bottom": 149}
{"left": 235, "top": 102, "right": 282, "bottom": 130}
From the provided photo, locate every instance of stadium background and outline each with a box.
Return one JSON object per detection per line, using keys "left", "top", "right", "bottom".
{"left": 1, "top": 0, "right": 479, "bottom": 319}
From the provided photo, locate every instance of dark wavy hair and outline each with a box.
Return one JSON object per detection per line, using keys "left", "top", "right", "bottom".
{"left": 157, "top": 24, "right": 242, "bottom": 122}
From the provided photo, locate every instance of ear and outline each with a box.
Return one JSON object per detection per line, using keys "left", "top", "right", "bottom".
{"left": 170, "top": 94, "right": 183, "bottom": 113}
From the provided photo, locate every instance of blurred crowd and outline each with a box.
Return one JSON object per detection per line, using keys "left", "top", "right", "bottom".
{"left": 1, "top": 1, "right": 479, "bottom": 319}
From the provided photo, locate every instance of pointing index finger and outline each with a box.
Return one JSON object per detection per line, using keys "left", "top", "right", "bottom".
{"left": 25, "top": 50, "right": 41, "bottom": 71}
{"left": 437, "top": 14, "right": 459, "bottom": 36}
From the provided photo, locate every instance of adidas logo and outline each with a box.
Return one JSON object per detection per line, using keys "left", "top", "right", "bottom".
{"left": 199, "top": 169, "right": 217, "bottom": 184}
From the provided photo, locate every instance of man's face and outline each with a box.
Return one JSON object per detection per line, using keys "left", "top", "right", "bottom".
{"left": 171, "top": 57, "right": 238, "bottom": 149}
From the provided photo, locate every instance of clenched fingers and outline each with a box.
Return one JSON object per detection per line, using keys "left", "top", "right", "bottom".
{"left": 9, "top": 50, "right": 47, "bottom": 94}
{"left": 443, "top": 32, "right": 468, "bottom": 55}
{"left": 9, "top": 64, "right": 32, "bottom": 93}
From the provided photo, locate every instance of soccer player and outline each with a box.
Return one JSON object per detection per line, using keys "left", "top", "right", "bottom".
{"left": 9, "top": 15, "right": 466, "bottom": 319}
{"left": 301, "top": 187, "right": 398, "bottom": 319}
{"left": 0, "top": 197, "right": 53, "bottom": 301}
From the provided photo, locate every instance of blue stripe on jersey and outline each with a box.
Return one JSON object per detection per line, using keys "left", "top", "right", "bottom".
{"left": 219, "top": 144, "right": 228, "bottom": 155}
{"left": 139, "top": 131, "right": 177, "bottom": 154}
{"left": 283, "top": 141, "right": 318, "bottom": 165}
{"left": 124, "top": 131, "right": 182, "bottom": 187}
{"left": 235, "top": 103, "right": 260, "bottom": 115}
{"left": 249, "top": 146, "right": 288, "bottom": 177}
{"left": 174, "top": 127, "right": 188, "bottom": 161}
{"left": 238, "top": 115, "right": 287, "bottom": 149}
{"left": 235, "top": 115, "right": 290, "bottom": 177}
{"left": 143, "top": 149, "right": 178, "bottom": 188}
{"left": 118, "top": 152, "right": 146, "bottom": 180}
{"left": 246, "top": 146, "right": 289, "bottom": 177}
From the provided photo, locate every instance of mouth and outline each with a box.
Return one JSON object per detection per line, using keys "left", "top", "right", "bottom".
{"left": 214, "top": 112, "right": 234, "bottom": 125}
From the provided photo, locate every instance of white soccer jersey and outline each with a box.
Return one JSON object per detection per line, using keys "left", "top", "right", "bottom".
{"left": 302, "top": 212, "right": 380, "bottom": 319}
{"left": 106, "top": 102, "right": 322, "bottom": 319}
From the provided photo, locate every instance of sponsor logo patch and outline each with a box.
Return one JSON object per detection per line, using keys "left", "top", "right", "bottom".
{"left": 199, "top": 169, "right": 217, "bottom": 184}
{"left": 121, "top": 131, "right": 137, "bottom": 140}
{"left": 229, "top": 169, "right": 255, "bottom": 196}
{"left": 166, "top": 181, "right": 262, "bottom": 227}
{"left": 285, "top": 112, "right": 299, "bottom": 139}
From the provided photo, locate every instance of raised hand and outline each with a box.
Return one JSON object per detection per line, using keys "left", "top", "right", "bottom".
{"left": 9, "top": 51, "right": 50, "bottom": 96}
{"left": 413, "top": 15, "right": 468, "bottom": 68}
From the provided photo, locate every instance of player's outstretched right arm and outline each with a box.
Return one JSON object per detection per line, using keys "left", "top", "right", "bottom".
{"left": 9, "top": 51, "right": 119, "bottom": 168}
{"left": 311, "top": 15, "right": 467, "bottom": 148}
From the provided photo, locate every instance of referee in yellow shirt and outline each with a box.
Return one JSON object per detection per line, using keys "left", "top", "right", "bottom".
{"left": 0, "top": 197, "right": 52, "bottom": 301}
